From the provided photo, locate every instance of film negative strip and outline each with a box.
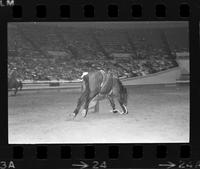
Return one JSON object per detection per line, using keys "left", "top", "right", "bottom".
{"left": 0, "top": 0, "right": 200, "bottom": 168}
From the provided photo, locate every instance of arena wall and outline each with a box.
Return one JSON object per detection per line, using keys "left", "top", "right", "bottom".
{"left": 176, "top": 58, "right": 189, "bottom": 74}
{"left": 22, "top": 67, "right": 182, "bottom": 90}
{"left": 121, "top": 67, "right": 181, "bottom": 86}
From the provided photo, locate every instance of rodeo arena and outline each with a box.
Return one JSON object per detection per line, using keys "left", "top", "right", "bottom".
{"left": 8, "top": 22, "right": 190, "bottom": 144}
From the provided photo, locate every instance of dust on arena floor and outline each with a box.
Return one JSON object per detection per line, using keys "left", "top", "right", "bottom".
{"left": 8, "top": 84, "right": 189, "bottom": 144}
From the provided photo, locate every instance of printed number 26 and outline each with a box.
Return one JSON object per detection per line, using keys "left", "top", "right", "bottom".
{"left": 92, "top": 161, "right": 107, "bottom": 169}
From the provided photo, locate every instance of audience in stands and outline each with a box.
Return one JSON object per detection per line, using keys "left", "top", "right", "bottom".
{"left": 8, "top": 25, "right": 182, "bottom": 81}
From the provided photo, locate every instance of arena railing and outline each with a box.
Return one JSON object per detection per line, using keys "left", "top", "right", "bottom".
{"left": 20, "top": 67, "right": 189, "bottom": 91}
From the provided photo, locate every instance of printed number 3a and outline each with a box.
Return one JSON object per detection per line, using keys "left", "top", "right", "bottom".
{"left": 0, "top": 161, "right": 15, "bottom": 169}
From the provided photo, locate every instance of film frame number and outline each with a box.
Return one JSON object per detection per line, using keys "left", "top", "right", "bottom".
{"left": 0, "top": 161, "right": 15, "bottom": 169}
{"left": 72, "top": 161, "right": 107, "bottom": 169}
{"left": 92, "top": 161, "right": 107, "bottom": 169}
{"left": 178, "top": 161, "right": 200, "bottom": 169}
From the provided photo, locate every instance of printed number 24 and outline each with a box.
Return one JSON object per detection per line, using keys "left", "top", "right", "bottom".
{"left": 92, "top": 161, "right": 107, "bottom": 169}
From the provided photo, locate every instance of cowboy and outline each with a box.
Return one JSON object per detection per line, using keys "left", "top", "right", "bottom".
{"left": 9, "top": 68, "right": 18, "bottom": 79}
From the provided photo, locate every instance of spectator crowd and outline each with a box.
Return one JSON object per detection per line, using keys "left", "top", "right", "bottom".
{"left": 8, "top": 24, "right": 188, "bottom": 81}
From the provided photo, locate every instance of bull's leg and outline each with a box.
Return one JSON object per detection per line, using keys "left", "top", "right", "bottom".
{"left": 107, "top": 95, "right": 119, "bottom": 114}
{"left": 118, "top": 99, "right": 128, "bottom": 114}
{"left": 71, "top": 90, "right": 88, "bottom": 118}
{"left": 82, "top": 92, "right": 99, "bottom": 117}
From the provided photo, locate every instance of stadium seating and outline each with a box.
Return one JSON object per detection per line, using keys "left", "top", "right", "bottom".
{"left": 8, "top": 23, "right": 188, "bottom": 81}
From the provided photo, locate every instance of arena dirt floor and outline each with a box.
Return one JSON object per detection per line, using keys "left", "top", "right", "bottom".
{"left": 8, "top": 84, "right": 189, "bottom": 144}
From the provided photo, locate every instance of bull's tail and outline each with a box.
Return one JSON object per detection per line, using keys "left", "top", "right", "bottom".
{"left": 118, "top": 79, "right": 128, "bottom": 106}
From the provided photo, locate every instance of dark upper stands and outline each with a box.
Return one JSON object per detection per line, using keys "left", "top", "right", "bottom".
{"left": 8, "top": 23, "right": 188, "bottom": 81}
